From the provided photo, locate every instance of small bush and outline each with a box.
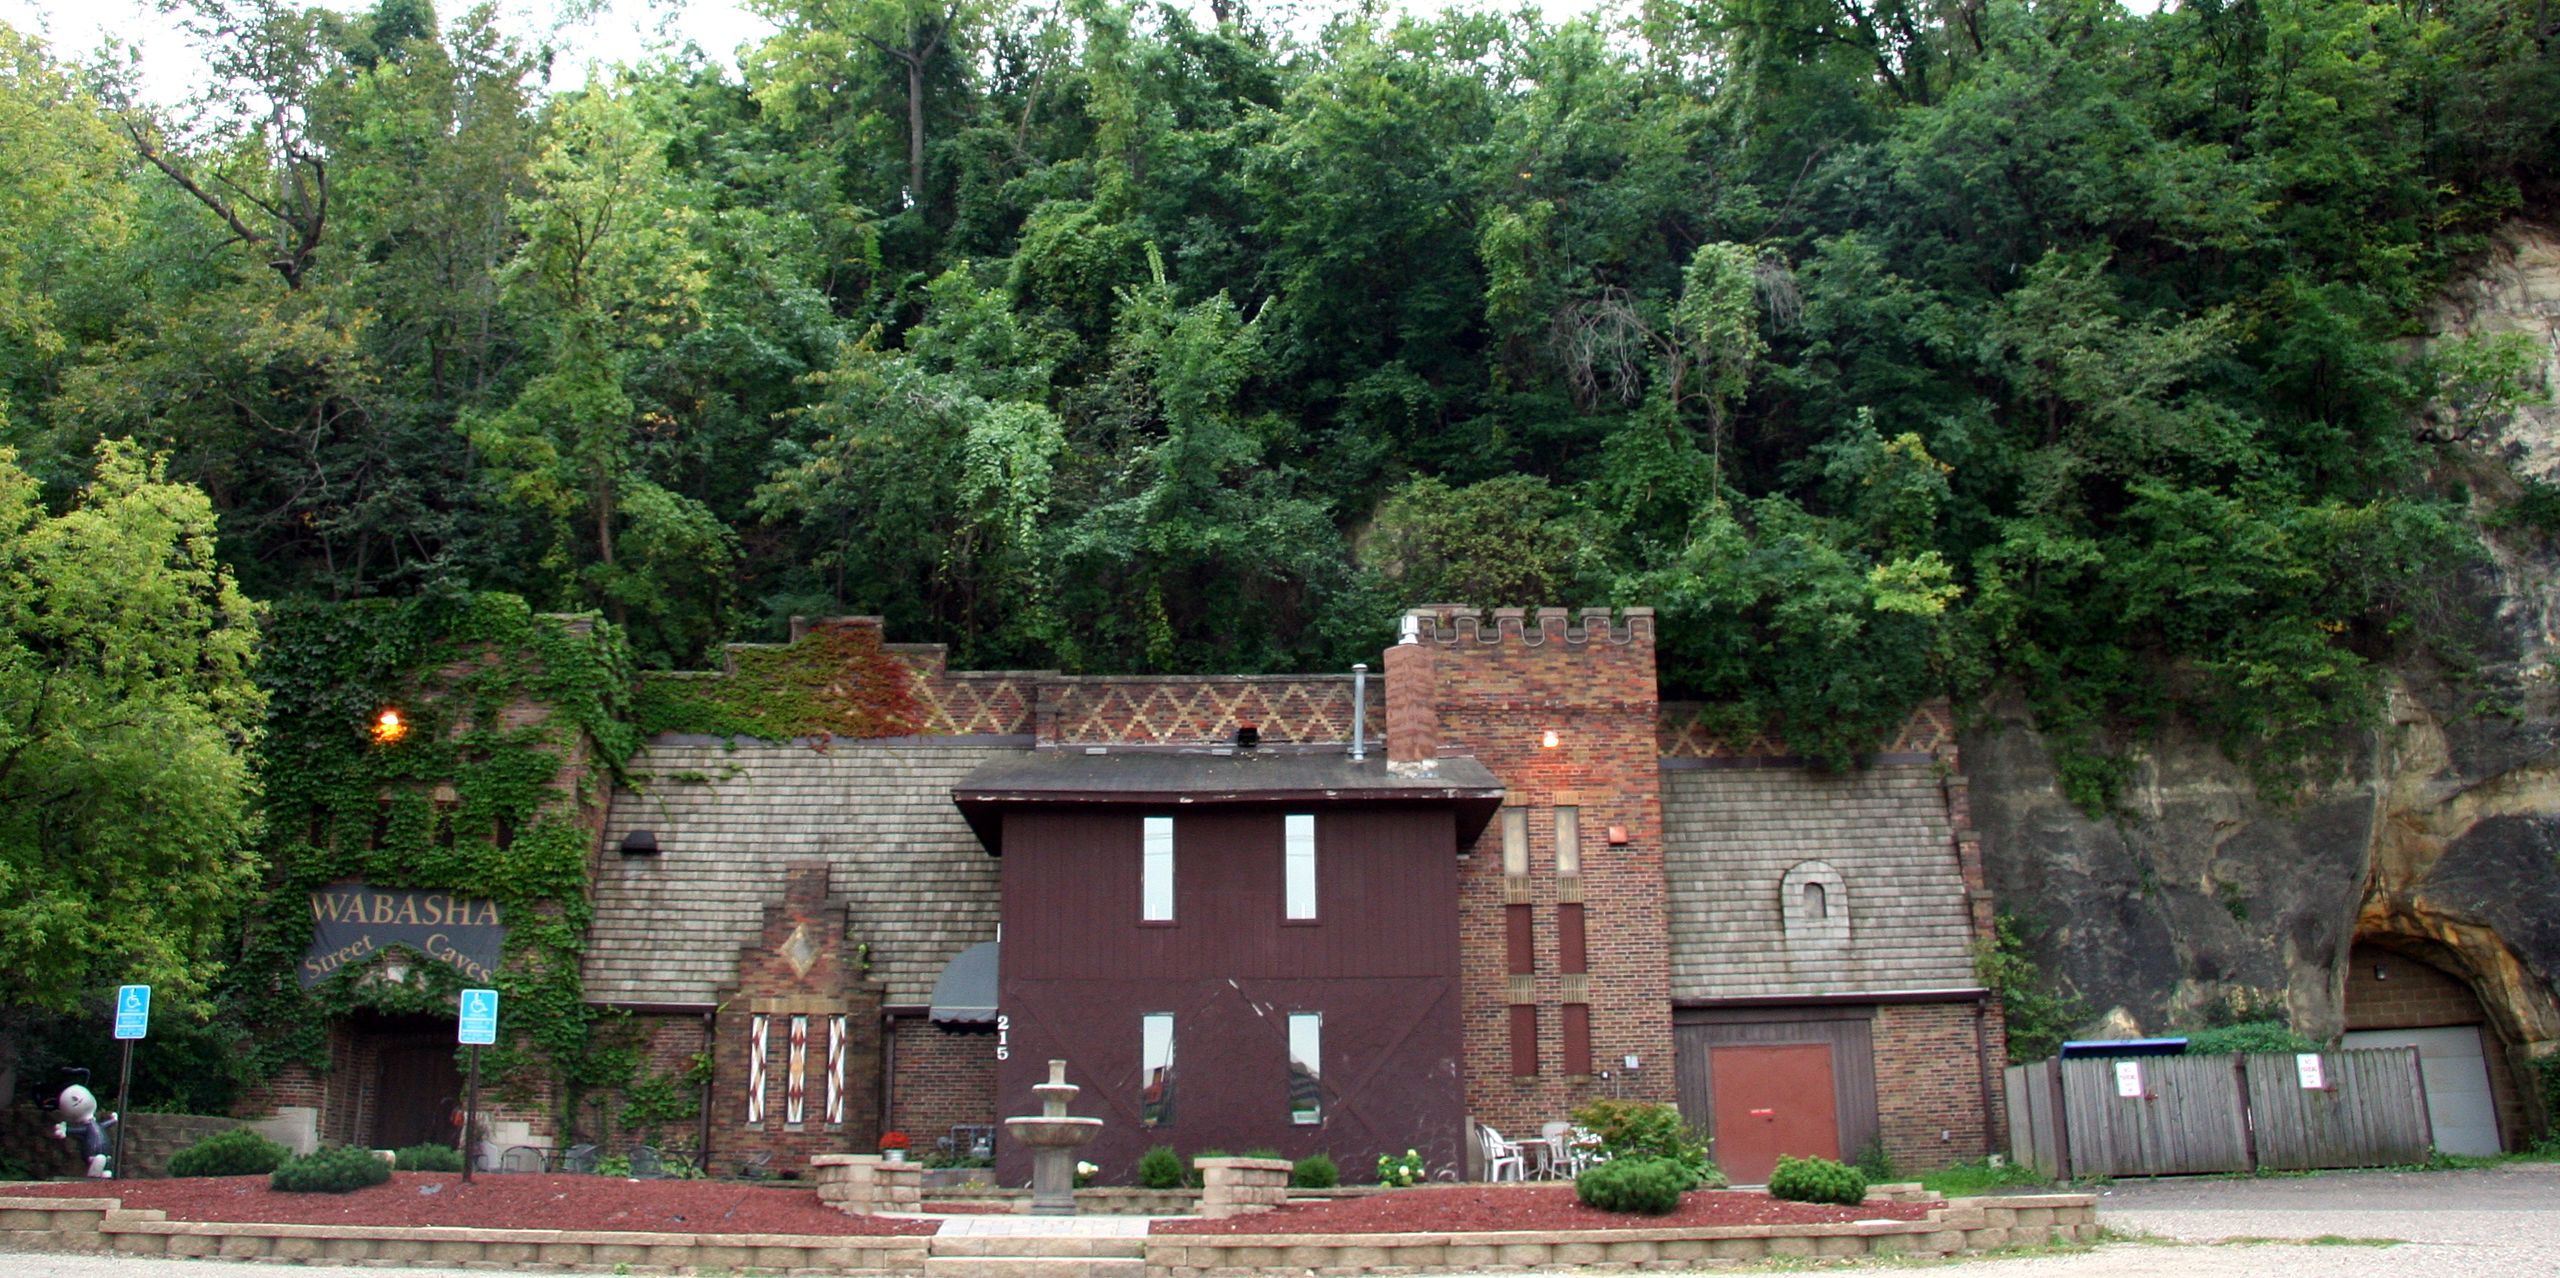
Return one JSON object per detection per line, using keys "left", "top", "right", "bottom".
{"left": 1852, "top": 1138, "right": 1896, "bottom": 1182}
{"left": 1290, "top": 1152, "right": 1339, "bottom": 1188}
{"left": 1571, "top": 1100, "right": 1721, "bottom": 1188}
{"left": 1766, "top": 1155, "right": 1866, "bottom": 1206}
{"left": 2180, "top": 1020, "right": 2319, "bottom": 1055}
{"left": 1376, "top": 1148, "right": 1425, "bottom": 1186}
{"left": 1135, "top": 1145, "right": 1185, "bottom": 1190}
{"left": 392, "top": 1143, "right": 462, "bottom": 1172}
{"left": 271, "top": 1145, "right": 393, "bottom": 1194}
{"left": 1574, "top": 1156, "right": 1688, "bottom": 1215}
{"left": 168, "top": 1128, "right": 290, "bottom": 1178}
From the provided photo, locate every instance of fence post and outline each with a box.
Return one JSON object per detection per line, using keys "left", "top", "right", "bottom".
{"left": 2046, "top": 1056, "right": 2072, "bottom": 1181}
{"left": 2233, "top": 1055, "right": 2257, "bottom": 1172}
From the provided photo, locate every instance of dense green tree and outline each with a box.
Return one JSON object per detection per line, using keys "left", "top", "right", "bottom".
{"left": 0, "top": 439, "right": 265, "bottom": 1014}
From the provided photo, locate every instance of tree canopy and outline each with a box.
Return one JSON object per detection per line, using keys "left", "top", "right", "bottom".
{"left": 1, "top": 0, "right": 2551, "bottom": 789}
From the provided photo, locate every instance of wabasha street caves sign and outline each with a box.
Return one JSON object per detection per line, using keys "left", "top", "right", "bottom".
{"left": 300, "top": 885, "right": 505, "bottom": 987}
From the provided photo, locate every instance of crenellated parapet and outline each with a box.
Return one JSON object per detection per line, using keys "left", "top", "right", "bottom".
{"left": 1397, "top": 604, "right": 1656, "bottom": 647}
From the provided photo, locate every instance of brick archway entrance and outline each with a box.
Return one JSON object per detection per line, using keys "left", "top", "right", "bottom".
{"left": 2342, "top": 939, "right": 2528, "bottom": 1153}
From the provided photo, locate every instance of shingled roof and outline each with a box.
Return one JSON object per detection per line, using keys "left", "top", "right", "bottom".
{"left": 585, "top": 740, "right": 1012, "bottom": 1008}
{"left": 1662, "top": 763, "right": 1980, "bottom": 1000}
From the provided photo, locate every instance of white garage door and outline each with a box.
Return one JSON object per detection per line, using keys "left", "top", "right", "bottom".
{"left": 2342, "top": 1025, "right": 2500, "bottom": 1156}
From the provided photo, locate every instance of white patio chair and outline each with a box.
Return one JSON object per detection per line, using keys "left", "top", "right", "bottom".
{"left": 1479, "top": 1124, "right": 1527, "bottom": 1182}
{"left": 1539, "top": 1121, "right": 1575, "bottom": 1179}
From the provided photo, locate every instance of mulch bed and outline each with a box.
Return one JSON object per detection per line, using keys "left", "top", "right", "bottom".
{"left": 1154, "top": 1183, "right": 1935, "bottom": 1235}
{"left": 6, "top": 1173, "right": 938, "bottom": 1236}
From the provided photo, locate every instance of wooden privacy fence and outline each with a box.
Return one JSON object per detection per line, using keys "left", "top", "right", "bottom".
{"left": 2003, "top": 1049, "right": 2433, "bottom": 1178}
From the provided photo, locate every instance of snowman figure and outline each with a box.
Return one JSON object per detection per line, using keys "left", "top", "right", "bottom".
{"left": 40, "top": 1069, "right": 118, "bottom": 1179}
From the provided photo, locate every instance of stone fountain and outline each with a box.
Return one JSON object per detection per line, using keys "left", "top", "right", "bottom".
{"left": 1003, "top": 1059, "right": 1102, "bottom": 1215}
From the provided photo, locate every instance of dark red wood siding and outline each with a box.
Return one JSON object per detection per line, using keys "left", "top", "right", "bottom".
{"left": 995, "top": 803, "right": 1465, "bottom": 1183}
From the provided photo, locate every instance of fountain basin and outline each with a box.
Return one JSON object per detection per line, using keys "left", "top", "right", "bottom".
{"left": 1003, "top": 1115, "right": 1103, "bottom": 1147}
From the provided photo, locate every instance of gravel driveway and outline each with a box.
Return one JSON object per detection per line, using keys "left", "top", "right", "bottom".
{"left": 5, "top": 1164, "right": 2555, "bottom": 1277}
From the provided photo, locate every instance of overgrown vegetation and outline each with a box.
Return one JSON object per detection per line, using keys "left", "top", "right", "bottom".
{"left": 2180, "top": 1021, "right": 2322, "bottom": 1056}
{"left": 1976, "top": 914, "right": 2090, "bottom": 1063}
{"left": 392, "top": 1143, "right": 463, "bottom": 1172}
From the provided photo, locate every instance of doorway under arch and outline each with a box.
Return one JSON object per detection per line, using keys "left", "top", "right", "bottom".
{"left": 2341, "top": 940, "right": 2527, "bottom": 1154}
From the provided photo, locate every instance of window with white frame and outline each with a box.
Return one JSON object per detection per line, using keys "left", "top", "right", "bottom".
{"left": 1142, "top": 816, "right": 1175, "bottom": 922}
{"left": 1284, "top": 814, "right": 1317, "bottom": 919}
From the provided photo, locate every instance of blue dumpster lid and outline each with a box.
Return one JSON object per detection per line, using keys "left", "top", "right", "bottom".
{"left": 2059, "top": 1037, "right": 2187, "bottom": 1059}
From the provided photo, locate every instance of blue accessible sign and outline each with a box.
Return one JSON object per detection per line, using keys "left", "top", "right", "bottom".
{"left": 458, "top": 988, "right": 499, "bottom": 1046}
{"left": 113, "top": 985, "right": 151, "bottom": 1040}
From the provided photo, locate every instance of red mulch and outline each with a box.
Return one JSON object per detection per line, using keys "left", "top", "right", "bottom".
{"left": 5, "top": 1173, "right": 937, "bottom": 1236}
{"left": 1154, "top": 1183, "right": 1934, "bottom": 1235}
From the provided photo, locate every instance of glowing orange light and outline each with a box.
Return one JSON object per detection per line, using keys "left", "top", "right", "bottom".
{"left": 1541, "top": 729, "right": 1560, "bottom": 749}
{"left": 371, "top": 709, "right": 409, "bottom": 745}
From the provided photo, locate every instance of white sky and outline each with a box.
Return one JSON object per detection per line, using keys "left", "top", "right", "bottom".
{"left": 0, "top": 0, "right": 1621, "bottom": 103}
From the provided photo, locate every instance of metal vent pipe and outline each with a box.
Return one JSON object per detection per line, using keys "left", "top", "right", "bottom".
{"left": 1350, "top": 663, "right": 1369, "bottom": 762}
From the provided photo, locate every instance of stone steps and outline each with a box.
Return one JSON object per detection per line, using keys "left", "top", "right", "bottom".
{"left": 921, "top": 1257, "right": 1147, "bottom": 1278}
{"left": 929, "top": 1236, "right": 1147, "bottom": 1259}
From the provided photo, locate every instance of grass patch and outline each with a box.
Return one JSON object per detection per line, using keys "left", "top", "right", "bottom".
{"left": 2220, "top": 1235, "right": 2403, "bottom": 1247}
{"left": 1917, "top": 1157, "right": 2051, "bottom": 1197}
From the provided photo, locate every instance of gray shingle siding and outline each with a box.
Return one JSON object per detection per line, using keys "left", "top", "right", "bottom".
{"left": 584, "top": 741, "right": 1013, "bottom": 1007}
{"left": 1662, "top": 764, "right": 1978, "bottom": 1000}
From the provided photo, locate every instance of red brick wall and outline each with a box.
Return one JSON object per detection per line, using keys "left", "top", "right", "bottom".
{"left": 887, "top": 1018, "right": 999, "bottom": 1155}
{"left": 2346, "top": 942, "right": 2527, "bottom": 1148}
{"left": 1403, "top": 606, "right": 1677, "bottom": 1149}
{"left": 708, "top": 862, "right": 885, "bottom": 1175}
{"left": 1871, "top": 1001, "right": 1998, "bottom": 1172}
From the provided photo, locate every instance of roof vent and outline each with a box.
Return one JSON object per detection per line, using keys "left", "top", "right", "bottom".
{"left": 619, "top": 830, "right": 660, "bottom": 857}
{"left": 1236, "top": 723, "right": 1260, "bottom": 749}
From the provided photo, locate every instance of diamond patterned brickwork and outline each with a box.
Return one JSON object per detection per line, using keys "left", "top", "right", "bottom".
{"left": 1657, "top": 700, "right": 1956, "bottom": 760}
{"left": 1036, "top": 674, "right": 1381, "bottom": 746}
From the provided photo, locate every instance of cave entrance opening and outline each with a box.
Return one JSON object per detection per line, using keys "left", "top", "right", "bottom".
{"left": 2341, "top": 938, "right": 2531, "bottom": 1153}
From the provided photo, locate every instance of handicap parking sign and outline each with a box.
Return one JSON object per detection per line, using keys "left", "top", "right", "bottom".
{"left": 114, "top": 985, "right": 150, "bottom": 1040}
{"left": 458, "top": 988, "right": 499, "bottom": 1045}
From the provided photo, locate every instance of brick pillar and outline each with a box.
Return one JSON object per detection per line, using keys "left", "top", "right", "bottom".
{"left": 1401, "top": 605, "right": 1676, "bottom": 1148}
{"left": 1384, "top": 641, "right": 1440, "bottom": 768}
{"left": 710, "top": 862, "right": 884, "bottom": 1177}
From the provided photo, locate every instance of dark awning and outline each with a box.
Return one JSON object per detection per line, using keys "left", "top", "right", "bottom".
{"left": 951, "top": 749, "right": 1505, "bottom": 853}
{"left": 928, "top": 940, "right": 999, "bottom": 1025}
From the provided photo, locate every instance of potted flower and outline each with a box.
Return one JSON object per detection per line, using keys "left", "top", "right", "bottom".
{"left": 880, "top": 1131, "right": 910, "bottom": 1162}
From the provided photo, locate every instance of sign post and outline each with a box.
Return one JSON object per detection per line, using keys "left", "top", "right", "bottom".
{"left": 112, "top": 985, "right": 150, "bottom": 1177}
{"left": 457, "top": 989, "right": 498, "bottom": 1183}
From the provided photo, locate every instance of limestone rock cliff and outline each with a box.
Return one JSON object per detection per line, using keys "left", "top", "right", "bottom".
{"left": 1965, "top": 224, "right": 2560, "bottom": 1112}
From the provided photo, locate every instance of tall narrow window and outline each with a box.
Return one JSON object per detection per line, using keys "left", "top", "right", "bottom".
{"left": 1501, "top": 807, "right": 1529, "bottom": 878}
{"left": 1142, "top": 816, "right": 1175, "bottom": 922}
{"left": 1506, "top": 905, "right": 1536, "bottom": 974}
{"left": 1804, "top": 881, "right": 1828, "bottom": 921}
{"left": 1284, "top": 814, "right": 1317, "bottom": 920}
{"left": 1553, "top": 806, "right": 1581, "bottom": 877}
{"left": 1561, "top": 1004, "right": 1592, "bottom": 1077}
{"left": 1287, "top": 1013, "right": 1322, "bottom": 1125}
{"left": 1141, "top": 1013, "right": 1175, "bottom": 1126}
{"left": 1509, "top": 1005, "right": 1539, "bottom": 1077}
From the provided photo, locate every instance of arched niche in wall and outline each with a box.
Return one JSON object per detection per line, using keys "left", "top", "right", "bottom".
{"left": 1780, "top": 860, "right": 1849, "bottom": 948}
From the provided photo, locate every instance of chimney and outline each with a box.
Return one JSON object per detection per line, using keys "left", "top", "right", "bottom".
{"left": 1385, "top": 612, "right": 1440, "bottom": 774}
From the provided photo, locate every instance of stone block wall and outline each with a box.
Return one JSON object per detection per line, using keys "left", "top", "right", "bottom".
{"left": 1398, "top": 606, "right": 1678, "bottom": 1147}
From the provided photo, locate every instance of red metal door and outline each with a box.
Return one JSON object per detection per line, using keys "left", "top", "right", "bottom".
{"left": 1710, "top": 1043, "right": 1839, "bottom": 1185}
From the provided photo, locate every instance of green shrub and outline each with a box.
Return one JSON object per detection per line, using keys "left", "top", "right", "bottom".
{"left": 1290, "top": 1152, "right": 1339, "bottom": 1189}
{"left": 1766, "top": 1155, "right": 1866, "bottom": 1205}
{"left": 167, "top": 1128, "right": 290, "bottom": 1178}
{"left": 1135, "top": 1145, "right": 1185, "bottom": 1190}
{"left": 271, "top": 1146, "right": 393, "bottom": 1194}
{"left": 1574, "top": 1156, "right": 1688, "bottom": 1215}
{"left": 1852, "top": 1138, "right": 1896, "bottom": 1182}
{"left": 1570, "top": 1100, "right": 1721, "bottom": 1188}
{"left": 2180, "top": 1020, "right": 2319, "bottom": 1055}
{"left": 1375, "top": 1148, "right": 1425, "bottom": 1186}
{"left": 392, "top": 1143, "right": 463, "bottom": 1172}
{"left": 1242, "top": 1147, "right": 1282, "bottom": 1160}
